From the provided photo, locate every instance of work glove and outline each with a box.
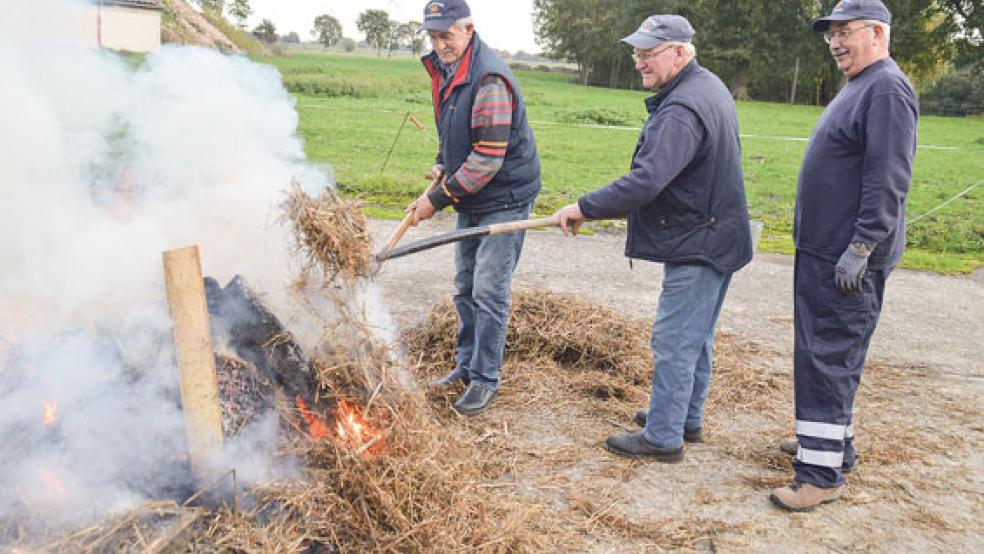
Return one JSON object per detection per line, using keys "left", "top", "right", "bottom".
{"left": 834, "top": 242, "right": 870, "bottom": 297}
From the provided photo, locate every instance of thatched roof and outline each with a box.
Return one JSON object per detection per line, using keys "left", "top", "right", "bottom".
{"left": 90, "top": 0, "right": 164, "bottom": 10}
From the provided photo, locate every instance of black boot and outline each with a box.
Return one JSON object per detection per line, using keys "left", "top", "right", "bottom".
{"left": 430, "top": 368, "right": 470, "bottom": 387}
{"left": 452, "top": 382, "right": 497, "bottom": 415}
{"left": 604, "top": 431, "right": 684, "bottom": 462}
{"left": 633, "top": 410, "right": 703, "bottom": 443}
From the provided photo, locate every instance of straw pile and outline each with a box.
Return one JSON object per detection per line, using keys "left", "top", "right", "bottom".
{"left": 281, "top": 180, "right": 375, "bottom": 283}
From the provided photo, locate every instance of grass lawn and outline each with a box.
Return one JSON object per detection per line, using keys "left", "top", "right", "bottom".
{"left": 261, "top": 52, "right": 984, "bottom": 274}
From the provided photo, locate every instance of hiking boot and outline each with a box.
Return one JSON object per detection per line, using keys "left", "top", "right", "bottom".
{"left": 430, "top": 368, "right": 470, "bottom": 387}
{"left": 452, "top": 382, "right": 497, "bottom": 415}
{"left": 778, "top": 438, "right": 854, "bottom": 473}
{"left": 604, "top": 431, "right": 684, "bottom": 463}
{"left": 633, "top": 410, "right": 703, "bottom": 443}
{"left": 769, "top": 480, "right": 842, "bottom": 512}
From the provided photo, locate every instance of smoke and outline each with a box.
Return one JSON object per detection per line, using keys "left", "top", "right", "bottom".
{"left": 0, "top": 0, "right": 379, "bottom": 534}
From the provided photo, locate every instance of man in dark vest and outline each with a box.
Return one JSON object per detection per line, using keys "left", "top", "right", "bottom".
{"left": 771, "top": 0, "right": 918, "bottom": 512}
{"left": 554, "top": 15, "right": 753, "bottom": 462}
{"left": 407, "top": 0, "right": 541, "bottom": 415}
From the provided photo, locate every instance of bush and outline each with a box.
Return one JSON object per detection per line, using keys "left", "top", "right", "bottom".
{"left": 921, "top": 68, "right": 984, "bottom": 117}
{"left": 559, "top": 107, "right": 642, "bottom": 127}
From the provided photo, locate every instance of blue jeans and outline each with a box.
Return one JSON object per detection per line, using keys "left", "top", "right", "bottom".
{"left": 643, "top": 263, "right": 733, "bottom": 448}
{"left": 453, "top": 203, "right": 532, "bottom": 387}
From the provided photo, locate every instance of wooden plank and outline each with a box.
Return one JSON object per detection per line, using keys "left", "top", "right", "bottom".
{"left": 162, "top": 245, "right": 224, "bottom": 479}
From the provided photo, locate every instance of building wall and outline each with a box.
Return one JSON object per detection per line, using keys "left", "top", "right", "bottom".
{"left": 79, "top": 4, "right": 162, "bottom": 53}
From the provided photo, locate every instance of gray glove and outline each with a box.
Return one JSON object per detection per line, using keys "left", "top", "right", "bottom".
{"left": 835, "top": 242, "right": 870, "bottom": 296}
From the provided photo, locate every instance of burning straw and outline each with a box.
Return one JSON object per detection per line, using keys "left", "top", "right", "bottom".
{"left": 183, "top": 181, "right": 546, "bottom": 552}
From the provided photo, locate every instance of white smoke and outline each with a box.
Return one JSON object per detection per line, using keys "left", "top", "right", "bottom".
{"left": 0, "top": 0, "right": 382, "bottom": 534}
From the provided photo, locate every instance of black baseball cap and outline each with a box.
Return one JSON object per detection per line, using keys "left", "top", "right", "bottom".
{"left": 622, "top": 15, "right": 695, "bottom": 49}
{"left": 813, "top": 0, "right": 892, "bottom": 32}
{"left": 422, "top": 0, "right": 471, "bottom": 31}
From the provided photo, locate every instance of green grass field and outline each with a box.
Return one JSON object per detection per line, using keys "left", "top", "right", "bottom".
{"left": 261, "top": 52, "right": 984, "bottom": 273}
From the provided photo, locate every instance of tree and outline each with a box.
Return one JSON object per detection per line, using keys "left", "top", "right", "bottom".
{"left": 253, "top": 19, "right": 278, "bottom": 44}
{"left": 404, "top": 21, "right": 425, "bottom": 56}
{"left": 938, "top": 0, "right": 983, "bottom": 74}
{"left": 357, "top": 9, "right": 393, "bottom": 57}
{"left": 312, "top": 14, "right": 343, "bottom": 49}
{"left": 227, "top": 0, "right": 252, "bottom": 30}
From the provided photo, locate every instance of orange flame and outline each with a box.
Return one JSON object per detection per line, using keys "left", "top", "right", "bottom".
{"left": 42, "top": 400, "right": 58, "bottom": 427}
{"left": 295, "top": 395, "right": 331, "bottom": 440}
{"left": 333, "top": 400, "right": 385, "bottom": 454}
{"left": 39, "top": 469, "right": 67, "bottom": 497}
{"left": 294, "top": 396, "right": 385, "bottom": 454}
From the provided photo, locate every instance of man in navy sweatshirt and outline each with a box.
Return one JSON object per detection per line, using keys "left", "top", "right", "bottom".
{"left": 554, "top": 15, "right": 753, "bottom": 463}
{"left": 771, "top": 0, "right": 918, "bottom": 512}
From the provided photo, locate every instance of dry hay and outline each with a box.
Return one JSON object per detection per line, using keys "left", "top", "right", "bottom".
{"left": 400, "top": 289, "right": 983, "bottom": 545}
{"left": 29, "top": 501, "right": 204, "bottom": 553}
{"left": 281, "top": 180, "right": 375, "bottom": 283}
{"left": 184, "top": 190, "right": 546, "bottom": 553}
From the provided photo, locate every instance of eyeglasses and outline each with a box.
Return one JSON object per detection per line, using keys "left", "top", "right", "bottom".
{"left": 631, "top": 45, "right": 674, "bottom": 63}
{"left": 823, "top": 23, "right": 874, "bottom": 44}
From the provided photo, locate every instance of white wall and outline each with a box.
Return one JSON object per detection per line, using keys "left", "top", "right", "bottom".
{"left": 78, "top": 4, "right": 162, "bottom": 53}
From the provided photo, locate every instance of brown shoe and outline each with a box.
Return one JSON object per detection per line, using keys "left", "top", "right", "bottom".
{"left": 770, "top": 480, "right": 842, "bottom": 512}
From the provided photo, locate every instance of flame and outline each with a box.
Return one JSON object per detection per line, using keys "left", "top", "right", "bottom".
{"left": 294, "top": 396, "right": 385, "bottom": 454}
{"left": 295, "top": 395, "right": 331, "bottom": 439}
{"left": 39, "top": 469, "right": 67, "bottom": 497}
{"left": 333, "top": 400, "right": 385, "bottom": 454}
{"left": 42, "top": 400, "right": 59, "bottom": 427}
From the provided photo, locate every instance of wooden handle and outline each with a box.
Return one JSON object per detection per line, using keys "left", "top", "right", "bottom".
{"left": 487, "top": 215, "right": 560, "bottom": 235}
{"left": 380, "top": 171, "right": 444, "bottom": 252}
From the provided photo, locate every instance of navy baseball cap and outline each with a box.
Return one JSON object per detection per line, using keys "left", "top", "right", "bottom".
{"left": 622, "top": 15, "right": 695, "bottom": 49}
{"left": 813, "top": 0, "right": 892, "bottom": 31}
{"left": 422, "top": 0, "right": 471, "bottom": 31}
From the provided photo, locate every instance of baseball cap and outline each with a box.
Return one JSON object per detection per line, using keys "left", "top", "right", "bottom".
{"left": 622, "top": 15, "right": 695, "bottom": 49}
{"left": 812, "top": 0, "right": 892, "bottom": 32}
{"left": 422, "top": 0, "right": 471, "bottom": 32}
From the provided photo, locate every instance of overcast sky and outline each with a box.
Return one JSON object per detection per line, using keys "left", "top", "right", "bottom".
{"left": 246, "top": 0, "right": 540, "bottom": 54}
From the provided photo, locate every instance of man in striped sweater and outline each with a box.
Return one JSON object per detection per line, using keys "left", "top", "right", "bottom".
{"left": 407, "top": 0, "right": 541, "bottom": 415}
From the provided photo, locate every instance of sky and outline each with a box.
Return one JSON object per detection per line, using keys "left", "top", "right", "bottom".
{"left": 246, "top": 0, "right": 541, "bottom": 54}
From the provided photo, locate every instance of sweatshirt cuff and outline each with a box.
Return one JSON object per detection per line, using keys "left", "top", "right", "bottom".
{"left": 577, "top": 196, "right": 601, "bottom": 220}
{"left": 427, "top": 188, "right": 453, "bottom": 211}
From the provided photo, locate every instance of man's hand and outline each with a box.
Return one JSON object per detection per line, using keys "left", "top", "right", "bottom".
{"left": 835, "top": 242, "right": 870, "bottom": 296}
{"left": 407, "top": 194, "right": 436, "bottom": 226}
{"left": 553, "top": 203, "right": 585, "bottom": 237}
{"left": 425, "top": 164, "right": 445, "bottom": 182}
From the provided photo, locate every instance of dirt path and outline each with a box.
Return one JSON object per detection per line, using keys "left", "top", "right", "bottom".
{"left": 369, "top": 217, "right": 983, "bottom": 551}
{"left": 372, "top": 216, "right": 983, "bottom": 379}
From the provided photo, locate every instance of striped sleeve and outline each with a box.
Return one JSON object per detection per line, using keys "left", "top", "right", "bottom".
{"left": 428, "top": 74, "right": 513, "bottom": 210}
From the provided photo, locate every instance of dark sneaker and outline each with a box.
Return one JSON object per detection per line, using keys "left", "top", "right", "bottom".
{"left": 778, "top": 438, "right": 853, "bottom": 473}
{"left": 770, "top": 480, "right": 842, "bottom": 512}
{"left": 633, "top": 410, "right": 703, "bottom": 443}
{"left": 430, "top": 368, "right": 470, "bottom": 387}
{"left": 604, "top": 431, "right": 684, "bottom": 463}
{"left": 452, "top": 382, "right": 497, "bottom": 415}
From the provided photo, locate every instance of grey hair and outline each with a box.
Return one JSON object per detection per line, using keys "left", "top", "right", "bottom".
{"left": 667, "top": 41, "right": 697, "bottom": 59}
{"left": 864, "top": 19, "right": 891, "bottom": 43}
{"left": 453, "top": 17, "right": 473, "bottom": 31}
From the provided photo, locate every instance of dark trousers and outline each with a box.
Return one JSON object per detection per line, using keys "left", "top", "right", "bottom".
{"left": 792, "top": 251, "right": 890, "bottom": 488}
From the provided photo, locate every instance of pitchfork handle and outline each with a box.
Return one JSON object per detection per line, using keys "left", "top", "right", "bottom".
{"left": 381, "top": 171, "right": 444, "bottom": 252}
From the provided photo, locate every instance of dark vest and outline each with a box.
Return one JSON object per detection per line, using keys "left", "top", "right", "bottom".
{"left": 626, "top": 61, "right": 753, "bottom": 274}
{"left": 422, "top": 34, "right": 541, "bottom": 213}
